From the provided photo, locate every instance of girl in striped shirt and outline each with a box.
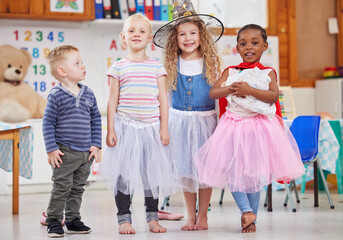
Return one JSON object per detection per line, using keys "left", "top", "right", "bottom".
{"left": 100, "top": 13, "right": 174, "bottom": 235}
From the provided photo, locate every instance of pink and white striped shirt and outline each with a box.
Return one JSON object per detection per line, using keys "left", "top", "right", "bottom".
{"left": 107, "top": 58, "right": 167, "bottom": 123}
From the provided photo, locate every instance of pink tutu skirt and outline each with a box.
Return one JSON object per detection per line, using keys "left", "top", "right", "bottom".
{"left": 194, "top": 111, "right": 305, "bottom": 193}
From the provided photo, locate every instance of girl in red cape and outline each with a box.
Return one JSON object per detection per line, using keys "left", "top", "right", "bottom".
{"left": 194, "top": 24, "right": 305, "bottom": 233}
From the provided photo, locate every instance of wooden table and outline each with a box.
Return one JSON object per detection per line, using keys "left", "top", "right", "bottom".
{"left": 0, "top": 126, "right": 29, "bottom": 214}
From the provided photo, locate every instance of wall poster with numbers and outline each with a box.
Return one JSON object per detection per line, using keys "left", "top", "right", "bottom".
{"left": 0, "top": 26, "right": 83, "bottom": 99}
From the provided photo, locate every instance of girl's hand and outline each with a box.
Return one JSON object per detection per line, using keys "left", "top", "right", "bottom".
{"left": 106, "top": 131, "right": 117, "bottom": 147}
{"left": 47, "top": 149, "right": 64, "bottom": 168}
{"left": 160, "top": 129, "right": 170, "bottom": 146}
{"left": 89, "top": 146, "right": 101, "bottom": 162}
{"left": 230, "top": 82, "right": 251, "bottom": 97}
{"left": 221, "top": 82, "right": 236, "bottom": 95}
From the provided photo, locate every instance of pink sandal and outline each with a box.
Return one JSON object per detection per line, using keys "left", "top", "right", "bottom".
{"left": 40, "top": 212, "right": 65, "bottom": 226}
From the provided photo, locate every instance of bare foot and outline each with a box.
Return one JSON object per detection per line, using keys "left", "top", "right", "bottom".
{"left": 242, "top": 223, "right": 256, "bottom": 233}
{"left": 118, "top": 222, "right": 136, "bottom": 234}
{"left": 241, "top": 212, "right": 257, "bottom": 229}
{"left": 181, "top": 218, "right": 196, "bottom": 231}
{"left": 149, "top": 220, "right": 167, "bottom": 233}
{"left": 193, "top": 217, "right": 208, "bottom": 230}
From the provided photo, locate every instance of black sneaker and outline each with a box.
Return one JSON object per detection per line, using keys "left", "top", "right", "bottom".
{"left": 47, "top": 219, "right": 64, "bottom": 238}
{"left": 65, "top": 218, "right": 92, "bottom": 234}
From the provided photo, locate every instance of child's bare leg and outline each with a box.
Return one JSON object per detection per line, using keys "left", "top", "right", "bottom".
{"left": 194, "top": 188, "right": 212, "bottom": 230}
{"left": 242, "top": 222, "right": 256, "bottom": 233}
{"left": 181, "top": 191, "right": 197, "bottom": 231}
{"left": 118, "top": 222, "right": 136, "bottom": 234}
{"left": 148, "top": 220, "right": 167, "bottom": 233}
{"left": 241, "top": 212, "right": 256, "bottom": 229}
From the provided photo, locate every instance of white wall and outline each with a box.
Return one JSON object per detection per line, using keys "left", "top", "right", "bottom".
{"left": 293, "top": 87, "right": 316, "bottom": 115}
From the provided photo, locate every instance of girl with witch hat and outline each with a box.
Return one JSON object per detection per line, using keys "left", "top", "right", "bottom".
{"left": 153, "top": 0, "right": 224, "bottom": 231}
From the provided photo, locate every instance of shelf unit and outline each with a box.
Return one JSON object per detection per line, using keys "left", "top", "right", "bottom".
{"left": 279, "top": 86, "right": 296, "bottom": 120}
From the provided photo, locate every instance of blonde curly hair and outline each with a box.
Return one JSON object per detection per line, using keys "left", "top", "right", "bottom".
{"left": 164, "top": 17, "right": 221, "bottom": 90}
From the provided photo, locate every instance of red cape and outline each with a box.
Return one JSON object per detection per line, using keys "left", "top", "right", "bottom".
{"left": 218, "top": 62, "right": 282, "bottom": 118}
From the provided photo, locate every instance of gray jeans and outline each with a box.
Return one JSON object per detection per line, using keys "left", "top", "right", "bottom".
{"left": 46, "top": 144, "right": 93, "bottom": 223}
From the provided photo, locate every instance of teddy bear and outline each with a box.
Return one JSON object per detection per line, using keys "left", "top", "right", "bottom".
{"left": 0, "top": 45, "right": 47, "bottom": 123}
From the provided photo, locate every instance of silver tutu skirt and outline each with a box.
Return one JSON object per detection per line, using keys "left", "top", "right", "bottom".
{"left": 169, "top": 108, "right": 217, "bottom": 192}
{"left": 100, "top": 113, "right": 176, "bottom": 199}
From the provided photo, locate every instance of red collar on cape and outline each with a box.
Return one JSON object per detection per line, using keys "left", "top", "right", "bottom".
{"left": 224, "top": 62, "right": 276, "bottom": 74}
{"left": 219, "top": 62, "right": 282, "bottom": 118}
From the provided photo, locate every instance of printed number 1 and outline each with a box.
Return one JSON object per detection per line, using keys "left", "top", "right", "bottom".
{"left": 14, "top": 30, "right": 18, "bottom": 40}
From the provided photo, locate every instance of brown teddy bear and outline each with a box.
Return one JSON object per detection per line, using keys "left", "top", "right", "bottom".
{"left": 0, "top": 45, "right": 47, "bottom": 123}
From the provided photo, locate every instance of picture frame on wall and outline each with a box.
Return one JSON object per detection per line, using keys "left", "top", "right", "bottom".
{"left": 50, "top": 0, "right": 85, "bottom": 13}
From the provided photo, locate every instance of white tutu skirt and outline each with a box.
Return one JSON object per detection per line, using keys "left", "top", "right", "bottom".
{"left": 169, "top": 108, "right": 217, "bottom": 192}
{"left": 100, "top": 113, "right": 176, "bottom": 199}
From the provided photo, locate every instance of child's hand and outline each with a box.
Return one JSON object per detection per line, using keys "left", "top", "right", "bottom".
{"left": 230, "top": 82, "right": 251, "bottom": 97}
{"left": 160, "top": 129, "right": 170, "bottom": 146}
{"left": 220, "top": 82, "right": 236, "bottom": 95}
{"left": 47, "top": 150, "right": 64, "bottom": 168}
{"left": 89, "top": 146, "right": 101, "bottom": 162}
{"left": 106, "top": 131, "right": 117, "bottom": 147}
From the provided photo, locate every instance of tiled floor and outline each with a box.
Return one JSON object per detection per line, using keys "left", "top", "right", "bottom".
{"left": 1, "top": 185, "right": 343, "bottom": 240}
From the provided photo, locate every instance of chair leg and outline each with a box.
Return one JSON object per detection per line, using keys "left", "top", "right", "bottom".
{"left": 267, "top": 184, "right": 272, "bottom": 212}
{"left": 313, "top": 161, "right": 319, "bottom": 207}
{"left": 301, "top": 165, "right": 308, "bottom": 193}
{"left": 316, "top": 159, "right": 335, "bottom": 209}
{"left": 284, "top": 184, "right": 290, "bottom": 206}
{"left": 160, "top": 196, "right": 170, "bottom": 210}
{"left": 219, "top": 189, "right": 225, "bottom": 205}
{"left": 284, "top": 183, "right": 296, "bottom": 212}
{"left": 292, "top": 180, "right": 300, "bottom": 203}
{"left": 264, "top": 189, "right": 268, "bottom": 207}
{"left": 196, "top": 198, "right": 199, "bottom": 213}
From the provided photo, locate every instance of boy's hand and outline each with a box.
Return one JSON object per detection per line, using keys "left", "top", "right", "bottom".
{"left": 89, "top": 146, "right": 101, "bottom": 163}
{"left": 47, "top": 150, "right": 64, "bottom": 168}
{"left": 106, "top": 131, "right": 117, "bottom": 147}
{"left": 160, "top": 129, "right": 170, "bottom": 146}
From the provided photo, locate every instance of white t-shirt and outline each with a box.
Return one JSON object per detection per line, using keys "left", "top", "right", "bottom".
{"left": 179, "top": 57, "right": 203, "bottom": 76}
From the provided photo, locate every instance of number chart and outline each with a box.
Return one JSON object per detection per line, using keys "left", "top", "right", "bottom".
{"left": 0, "top": 26, "right": 83, "bottom": 98}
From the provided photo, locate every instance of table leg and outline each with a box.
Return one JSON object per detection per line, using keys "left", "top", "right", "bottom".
{"left": 314, "top": 161, "right": 319, "bottom": 207}
{"left": 12, "top": 129, "right": 19, "bottom": 214}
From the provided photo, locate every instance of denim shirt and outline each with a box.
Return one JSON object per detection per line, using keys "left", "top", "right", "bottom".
{"left": 172, "top": 60, "right": 215, "bottom": 111}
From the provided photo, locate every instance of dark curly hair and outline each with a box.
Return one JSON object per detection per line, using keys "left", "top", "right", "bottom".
{"left": 237, "top": 24, "right": 267, "bottom": 42}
